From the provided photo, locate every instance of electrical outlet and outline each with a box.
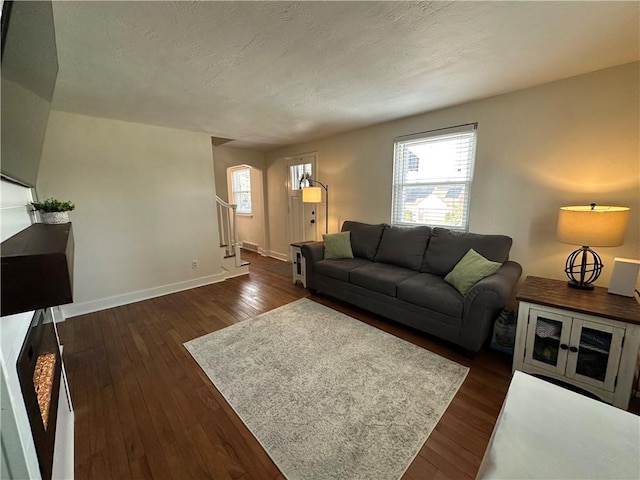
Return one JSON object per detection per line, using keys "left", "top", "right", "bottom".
{"left": 191, "top": 260, "right": 199, "bottom": 269}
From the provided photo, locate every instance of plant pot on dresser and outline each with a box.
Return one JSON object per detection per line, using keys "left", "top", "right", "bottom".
{"left": 41, "top": 211, "right": 70, "bottom": 224}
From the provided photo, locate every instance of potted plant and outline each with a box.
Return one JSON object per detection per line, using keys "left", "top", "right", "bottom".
{"left": 31, "top": 198, "right": 75, "bottom": 224}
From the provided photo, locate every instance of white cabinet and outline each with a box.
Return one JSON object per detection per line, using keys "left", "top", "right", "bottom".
{"left": 520, "top": 308, "right": 625, "bottom": 393}
{"left": 513, "top": 277, "right": 640, "bottom": 410}
{"left": 291, "top": 241, "right": 315, "bottom": 287}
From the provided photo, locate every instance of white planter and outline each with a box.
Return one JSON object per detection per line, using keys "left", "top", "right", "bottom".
{"left": 41, "top": 211, "right": 70, "bottom": 224}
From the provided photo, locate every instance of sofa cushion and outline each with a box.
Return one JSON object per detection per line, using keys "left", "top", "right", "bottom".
{"left": 323, "top": 231, "right": 354, "bottom": 260}
{"left": 421, "top": 227, "right": 512, "bottom": 276}
{"left": 341, "top": 221, "right": 387, "bottom": 261}
{"left": 349, "top": 263, "right": 419, "bottom": 297}
{"left": 444, "top": 248, "right": 502, "bottom": 295}
{"left": 315, "top": 258, "right": 370, "bottom": 282}
{"left": 375, "top": 225, "right": 431, "bottom": 270}
{"left": 397, "top": 273, "right": 464, "bottom": 320}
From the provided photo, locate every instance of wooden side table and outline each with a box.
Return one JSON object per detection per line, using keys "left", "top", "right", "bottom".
{"left": 290, "top": 241, "right": 316, "bottom": 287}
{"left": 512, "top": 276, "right": 640, "bottom": 409}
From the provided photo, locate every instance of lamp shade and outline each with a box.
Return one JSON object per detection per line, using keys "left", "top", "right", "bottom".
{"left": 302, "top": 186, "right": 322, "bottom": 203}
{"left": 557, "top": 205, "right": 630, "bottom": 247}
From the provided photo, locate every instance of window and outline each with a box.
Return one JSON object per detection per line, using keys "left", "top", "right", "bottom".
{"left": 230, "top": 167, "right": 252, "bottom": 214}
{"left": 290, "top": 162, "right": 313, "bottom": 191}
{"left": 391, "top": 123, "right": 477, "bottom": 230}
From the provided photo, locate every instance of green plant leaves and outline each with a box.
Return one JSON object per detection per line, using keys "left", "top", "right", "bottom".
{"left": 30, "top": 198, "right": 75, "bottom": 213}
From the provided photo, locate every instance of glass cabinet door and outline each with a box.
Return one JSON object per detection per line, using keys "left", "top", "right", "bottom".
{"left": 565, "top": 319, "right": 624, "bottom": 392}
{"left": 524, "top": 309, "right": 573, "bottom": 374}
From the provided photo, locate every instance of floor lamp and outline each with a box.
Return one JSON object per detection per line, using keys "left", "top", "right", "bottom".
{"left": 299, "top": 173, "right": 329, "bottom": 234}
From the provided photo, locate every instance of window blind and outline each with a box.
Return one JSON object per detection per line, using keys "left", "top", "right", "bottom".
{"left": 391, "top": 123, "right": 477, "bottom": 230}
{"left": 231, "top": 167, "right": 252, "bottom": 214}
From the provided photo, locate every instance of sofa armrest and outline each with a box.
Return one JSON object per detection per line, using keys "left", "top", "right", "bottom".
{"left": 459, "top": 260, "right": 522, "bottom": 352}
{"left": 301, "top": 242, "right": 324, "bottom": 290}
{"left": 301, "top": 242, "right": 324, "bottom": 264}
{"left": 464, "top": 261, "right": 522, "bottom": 312}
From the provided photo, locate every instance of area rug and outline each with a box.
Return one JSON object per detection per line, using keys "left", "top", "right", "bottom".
{"left": 184, "top": 298, "right": 469, "bottom": 480}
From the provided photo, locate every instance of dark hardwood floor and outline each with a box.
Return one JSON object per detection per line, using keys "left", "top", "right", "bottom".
{"left": 57, "top": 251, "right": 639, "bottom": 479}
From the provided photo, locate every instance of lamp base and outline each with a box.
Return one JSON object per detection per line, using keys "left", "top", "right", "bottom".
{"left": 564, "top": 246, "right": 602, "bottom": 290}
{"left": 567, "top": 280, "right": 595, "bottom": 290}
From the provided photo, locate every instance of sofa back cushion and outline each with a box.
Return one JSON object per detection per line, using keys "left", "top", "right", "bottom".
{"left": 341, "top": 221, "right": 387, "bottom": 261}
{"left": 421, "top": 227, "right": 512, "bottom": 276}
{"left": 375, "top": 225, "right": 432, "bottom": 270}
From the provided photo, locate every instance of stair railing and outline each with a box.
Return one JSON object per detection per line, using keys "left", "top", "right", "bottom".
{"left": 215, "top": 196, "right": 242, "bottom": 266}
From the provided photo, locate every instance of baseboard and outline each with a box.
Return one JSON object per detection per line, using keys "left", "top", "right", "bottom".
{"left": 51, "top": 306, "right": 66, "bottom": 324}
{"left": 265, "top": 250, "right": 289, "bottom": 262}
{"left": 60, "top": 272, "right": 227, "bottom": 318}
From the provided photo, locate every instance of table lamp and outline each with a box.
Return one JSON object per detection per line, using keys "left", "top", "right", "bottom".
{"left": 557, "top": 203, "right": 630, "bottom": 289}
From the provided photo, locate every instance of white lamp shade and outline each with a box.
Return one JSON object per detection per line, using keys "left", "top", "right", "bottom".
{"left": 557, "top": 205, "right": 630, "bottom": 247}
{"left": 302, "top": 186, "right": 322, "bottom": 203}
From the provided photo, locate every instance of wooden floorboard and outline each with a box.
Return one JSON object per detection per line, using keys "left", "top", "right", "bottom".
{"left": 57, "top": 251, "right": 640, "bottom": 479}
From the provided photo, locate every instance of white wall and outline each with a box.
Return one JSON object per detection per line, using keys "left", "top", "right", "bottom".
{"left": 265, "top": 62, "right": 640, "bottom": 289}
{"left": 37, "top": 111, "right": 223, "bottom": 316}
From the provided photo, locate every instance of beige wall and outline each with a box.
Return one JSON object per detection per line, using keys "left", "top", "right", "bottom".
{"left": 266, "top": 62, "right": 640, "bottom": 288}
{"left": 266, "top": 156, "right": 291, "bottom": 259}
{"left": 38, "top": 111, "right": 222, "bottom": 315}
{"left": 227, "top": 165, "right": 267, "bottom": 252}
{"left": 214, "top": 146, "right": 267, "bottom": 252}
{"left": 213, "top": 145, "right": 265, "bottom": 202}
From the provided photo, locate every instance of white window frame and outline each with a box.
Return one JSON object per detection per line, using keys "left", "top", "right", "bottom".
{"left": 230, "top": 166, "right": 252, "bottom": 215}
{"left": 391, "top": 123, "right": 477, "bottom": 231}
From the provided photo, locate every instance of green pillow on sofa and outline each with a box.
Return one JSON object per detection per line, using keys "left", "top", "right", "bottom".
{"left": 444, "top": 248, "right": 501, "bottom": 295}
{"left": 323, "top": 231, "right": 354, "bottom": 260}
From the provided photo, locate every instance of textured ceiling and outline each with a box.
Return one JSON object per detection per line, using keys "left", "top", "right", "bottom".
{"left": 51, "top": 1, "right": 639, "bottom": 150}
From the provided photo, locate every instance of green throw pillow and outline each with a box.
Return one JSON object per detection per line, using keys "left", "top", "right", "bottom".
{"left": 444, "top": 248, "right": 501, "bottom": 295}
{"left": 323, "top": 231, "right": 354, "bottom": 260}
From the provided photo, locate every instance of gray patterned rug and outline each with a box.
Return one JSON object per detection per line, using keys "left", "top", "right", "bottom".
{"left": 184, "top": 298, "right": 468, "bottom": 480}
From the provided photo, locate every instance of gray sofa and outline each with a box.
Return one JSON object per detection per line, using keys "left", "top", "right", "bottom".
{"left": 301, "top": 221, "right": 522, "bottom": 353}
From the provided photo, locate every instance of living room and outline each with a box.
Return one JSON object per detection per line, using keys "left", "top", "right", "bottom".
{"left": 29, "top": 3, "right": 639, "bottom": 317}
{"left": 1, "top": 1, "right": 639, "bottom": 479}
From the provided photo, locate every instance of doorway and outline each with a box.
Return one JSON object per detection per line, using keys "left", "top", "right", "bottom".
{"left": 285, "top": 153, "right": 318, "bottom": 247}
{"left": 226, "top": 164, "right": 266, "bottom": 254}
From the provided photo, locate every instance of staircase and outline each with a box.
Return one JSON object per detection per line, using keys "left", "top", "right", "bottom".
{"left": 216, "top": 196, "right": 250, "bottom": 277}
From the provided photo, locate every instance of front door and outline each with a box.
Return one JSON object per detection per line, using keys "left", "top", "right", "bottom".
{"left": 286, "top": 154, "right": 317, "bottom": 247}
